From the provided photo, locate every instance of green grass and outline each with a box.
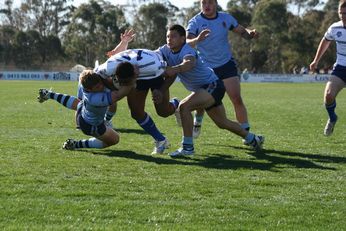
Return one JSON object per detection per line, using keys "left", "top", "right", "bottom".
{"left": 0, "top": 80, "right": 345, "bottom": 230}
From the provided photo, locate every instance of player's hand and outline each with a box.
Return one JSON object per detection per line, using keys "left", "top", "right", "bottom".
{"left": 197, "top": 29, "right": 210, "bottom": 42}
{"left": 309, "top": 61, "right": 318, "bottom": 73}
{"left": 121, "top": 28, "right": 136, "bottom": 43}
{"left": 249, "top": 29, "right": 259, "bottom": 39}
{"left": 152, "top": 89, "right": 163, "bottom": 104}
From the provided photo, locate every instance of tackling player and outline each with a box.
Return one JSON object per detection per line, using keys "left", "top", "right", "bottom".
{"left": 37, "top": 68, "right": 136, "bottom": 150}
{"left": 159, "top": 24, "right": 264, "bottom": 157}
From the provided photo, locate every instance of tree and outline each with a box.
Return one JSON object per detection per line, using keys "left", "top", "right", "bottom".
{"left": 251, "top": 0, "right": 289, "bottom": 73}
{"left": 63, "top": 0, "right": 128, "bottom": 66}
{"left": 132, "top": 3, "right": 169, "bottom": 49}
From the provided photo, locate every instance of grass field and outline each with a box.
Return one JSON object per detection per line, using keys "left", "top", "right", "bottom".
{"left": 0, "top": 80, "right": 345, "bottom": 230}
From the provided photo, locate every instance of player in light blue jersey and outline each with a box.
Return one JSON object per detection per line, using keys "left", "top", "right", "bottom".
{"left": 95, "top": 45, "right": 179, "bottom": 155}
{"left": 186, "top": 0, "right": 259, "bottom": 140}
{"left": 310, "top": 0, "right": 346, "bottom": 136}
{"left": 37, "top": 68, "right": 136, "bottom": 150}
{"left": 159, "top": 24, "right": 264, "bottom": 157}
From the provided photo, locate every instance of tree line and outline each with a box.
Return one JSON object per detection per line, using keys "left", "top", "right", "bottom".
{"left": 0, "top": 0, "right": 340, "bottom": 73}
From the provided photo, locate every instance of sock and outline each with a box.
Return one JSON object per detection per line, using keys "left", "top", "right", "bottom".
{"left": 245, "top": 132, "right": 255, "bottom": 144}
{"left": 104, "top": 110, "right": 115, "bottom": 122}
{"left": 182, "top": 136, "right": 194, "bottom": 150}
{"left": 325, "top": 101, "right": 337, "bottom": 122}
{"left": 194, "top": 113, "right": 203, "bottom": 125}
{"left": 49, "top": 92, "right": 76, "bottom": 110}
{"left": 75, "top": 138, "right": 104, "bottom": 149}
{"left": 170, "top": 98, "right": 180, "bottom": 110}
{"left": 241, "top": 122, "right": 250, "bottom": 131}
{"left": 137, "top": 113, "right": 165, "bottom": 141}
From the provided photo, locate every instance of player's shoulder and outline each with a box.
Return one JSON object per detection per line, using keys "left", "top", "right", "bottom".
{"left": 329, "top": 21, "right": 344, "bottom": 30}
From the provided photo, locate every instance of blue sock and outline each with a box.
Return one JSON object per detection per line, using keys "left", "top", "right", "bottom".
{"left": 170, "top": 98, "right": 180, "bottom": 110}
{"left": 325, "top": 101, "right": 337, "bottom": 122}
{"left": 245, "top": 132, "right": 255, "bottom": 144}
{"left": 75, "top": 138, "right": 104, "bottom": 149}
{"left": 182, "top": 136, "right": 194, "bottom": 150}
{"left": 137, "top": 113, "right": 165, "bottom": 141}
{"left": 241, "top": 122, "right": 250, "bottom": 131}
{"left": 49, "top": 92, "right": 76, "bottom": 109}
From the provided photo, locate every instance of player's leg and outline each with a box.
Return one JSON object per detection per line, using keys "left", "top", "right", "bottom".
{"left": 206, "top": 105, "right": 264, "bottom": 151}
{"left": 170, "top": 90, "right": 214, "bottom": 157}
{"left": 127, "top": 85, "right": 169, "bottom": 154}
{"left": 63, "top": 116, "right": 119, "bottom": 150}
{"left": 153, "top": 88, "right": 179, "bottom": 118}
{"left": 193, "top": 109, "right": 204, "bottom": 138}
{"left": 223, "top": 77, "right": 250, "bottom": 130}
{"left": 38, "top": 88, "right": 79, "bottom": 110}
{"left": 323, "top": 76, "right": 345, "bottom": 136}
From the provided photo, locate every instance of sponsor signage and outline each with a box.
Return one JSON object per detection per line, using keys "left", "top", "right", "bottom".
{"left": 0, "top": 71, "right": 79, "bottom": 81}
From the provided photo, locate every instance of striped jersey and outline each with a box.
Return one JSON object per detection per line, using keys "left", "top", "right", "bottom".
{"left": 325, "top": 21, "right": 346, "bottom": 66}
{"left": 94, "top": 49, "right": 167, "bottom": 80}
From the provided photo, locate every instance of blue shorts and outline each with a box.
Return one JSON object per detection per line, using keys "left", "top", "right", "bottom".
{"left": 201, "top": 79, "right": 226, "bottom": 110}
{"left": 136, "top": 76, "right": 164, "bottom": 91}
{"left": 76, "top": 107, "right": 106, "bottom": 137}
{"left": 332, "top": 64, "right": 346, "bottom": 83}
{"left": 213, "top": 58, "right": 239, "bottom": 80}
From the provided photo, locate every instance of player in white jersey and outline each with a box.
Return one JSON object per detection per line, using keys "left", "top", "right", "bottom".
{"left": 160, "top": 24, "right": 264, "bottom": 157}
{"left": 186, "top": 0, "right": 259, "bottom": 140}
{"left": 95, "top": 44, "right": 179, "bottom": 155}
{"left": 310, "top": 0, "right": 346, "bottom": 136}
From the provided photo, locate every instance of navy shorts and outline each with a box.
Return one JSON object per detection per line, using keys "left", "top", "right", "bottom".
{"left": 201, "top": 79, "right": 226, "bottom": 110}
{"left": 76, "top": 107, "right": 106, "bottom": 137}
{"left": 136, "top": 76, "right": 164, "bottom": 91}
{"left": 332, "top": 64, "right": 346, "bottom": 83}
{"left": 213, "top": 58, "right": 239, "bottom": 80}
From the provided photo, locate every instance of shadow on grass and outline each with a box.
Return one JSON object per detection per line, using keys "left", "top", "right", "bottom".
{"left": 80, "top": 145, "right": 336, "bottom": 170}
{"left": 227, "top": 146, "right": 338, "bottom": 170}
{"left": 114, "top": 128, "right": 147, "bottom": 135}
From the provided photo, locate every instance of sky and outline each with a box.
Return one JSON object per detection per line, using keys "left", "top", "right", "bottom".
{"left": 12, "top": 0, "right": 229, "bottom": 10}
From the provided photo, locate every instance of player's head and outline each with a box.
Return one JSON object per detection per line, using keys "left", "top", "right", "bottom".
{"left": 339, "top": 0, "right": 346, "bottom": 23}
{"left": 200, "top": 0, "right": 218, "bottom": 18}
{"left": 79, "top": 70, "right": 103, "bottom": 92}
{"left": 166, "top": 24, "right": 186, "bottom": 52}
{"left": 115, "top": 62, "right": 137, "bottom": 86}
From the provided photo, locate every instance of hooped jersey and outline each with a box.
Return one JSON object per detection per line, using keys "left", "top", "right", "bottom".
{"left": 325, "top": 21, "right": 346, "bottom": 66}
{"left": 94, "top": 49, "right": 167, "bottom": 80}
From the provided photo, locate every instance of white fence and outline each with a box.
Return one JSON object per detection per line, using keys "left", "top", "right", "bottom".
{"left": 240, "top": 73, "right": 330, "bottom": 83}
{"left": 0, "top": 71, "right": 79, "bottom": 81}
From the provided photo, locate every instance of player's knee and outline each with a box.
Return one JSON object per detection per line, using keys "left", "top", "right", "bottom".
{"left": 324, "top": 92, "right": 335, "bottom": 104}
{"left": 107, "top": 135, "right": 119, "bottom": 146}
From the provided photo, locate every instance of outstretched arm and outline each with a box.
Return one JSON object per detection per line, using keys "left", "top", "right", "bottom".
{"left": 186, "top": 29, "right": 211, "bottom": 48}
{"left": 165, "top": 55, "right": 196, "bottom": 78}
{"left": 106, "top": 29, "right": 136, "bottom": 57}
{"left": 309, "top": 38, "right": 331, "bottom": 72}
{"left": 233, "top": 24, "right": 259, "bottom": 40}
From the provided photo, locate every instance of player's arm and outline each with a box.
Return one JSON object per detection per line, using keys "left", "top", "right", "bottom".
{"left": 165, "top": 55, "right": 196, "bottom": 77}
{"left": 110, "top": 81, "right": 136, "bottom": 103}
{"left": 309, "top": 38, "right": 331, "bottom": 72}
{"left": 186, "top": 29, "right": 210, "bottom": 48}
{"left": 106, "top": 29, "right": 136, "bottom": 57}
{"left": 233, "top": 24, "right": 259, "bottom": 40}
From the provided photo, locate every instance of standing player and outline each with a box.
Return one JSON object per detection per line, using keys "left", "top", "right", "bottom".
{"left": 159, "top": 24, "right": 264, "bottom": 156}
{"left": 38, "top": 68, "right": 136, "bottom": 150}
{"left": 95, "top": 48, "right": 179, "bottom": 154}
{"left": 186, "top": 0, "right": 259, "bottom": 139}
{"left": 310, "top": 0, "right": 346, "bottom": 136}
